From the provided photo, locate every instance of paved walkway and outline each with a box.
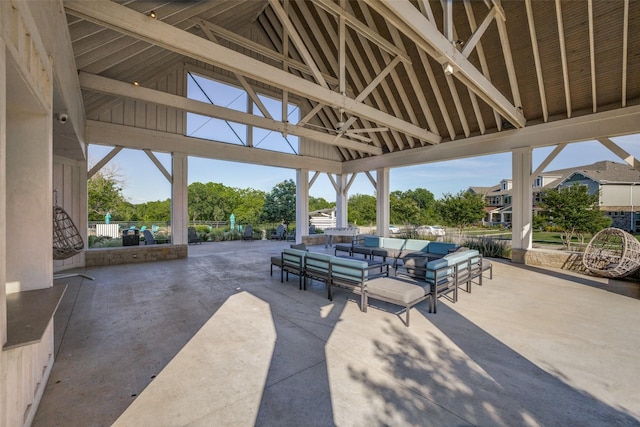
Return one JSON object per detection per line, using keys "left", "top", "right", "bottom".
{"left": 35, "top": 240, "right": 640, "bottom": 426}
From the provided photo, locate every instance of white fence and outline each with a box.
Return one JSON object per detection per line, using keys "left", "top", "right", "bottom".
{"left": 96, "top": 223, "right": 120, "bottom": 238}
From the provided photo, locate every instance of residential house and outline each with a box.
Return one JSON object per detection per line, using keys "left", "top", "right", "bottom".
{"left": 470, "top": 161, "right": 640, "bottom": 231}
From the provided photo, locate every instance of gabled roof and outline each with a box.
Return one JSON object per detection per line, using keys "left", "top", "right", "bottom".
{"left": 53, "top": 1, "right": 640, "bottom": 172}
{"left": 545, "top": 161, "right": 640, "bottom": 188}
{"left": 469, "top": 185, "right": 501, "bottom": 196}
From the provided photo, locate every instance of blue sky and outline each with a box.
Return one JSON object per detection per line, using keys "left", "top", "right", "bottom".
{"left": 89, "top": 134, "right": 640, "bottom": 205}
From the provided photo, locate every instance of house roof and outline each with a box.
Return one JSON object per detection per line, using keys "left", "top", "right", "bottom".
{"left": 469, "top": 185, "right": 501, "bottom": 196}
{"left": 52, "top": 1, "right": 640, "bottom": 173}
{"left": 545, "top": 161, "right": 640, "bottom": 188}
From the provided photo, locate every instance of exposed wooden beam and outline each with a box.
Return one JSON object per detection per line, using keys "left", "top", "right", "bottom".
{"left": 588, "top": 0, "right": 597, "bottom": 113}
{"left": 555, "top": 0, "right": 572, "bottom": 118}
{"left": 367, "top": 0, "right": 525, "bottom": 128}
{"left": 197, "top": 27, "right": 273, "bottom": 120}
{"left": 622, "top": 0, "right": 629, "bottom": 108}
{"left": 192, "top": 18, "right": 341, "bottom": 88}
{"left": 364, "top": 171, "right": 377, "bottom": 188}
{"left": 345, "top": 172, "right": 358, "bottom": 193}
{"left": 143, "top": 149, "right": 172, "bottom": 183}
{"left": 314, "top": 0, "right": 412, "bottom": 64}
{"left": 88, "top": 146, "right": 123, "bottom": 178}
{"left": 301, "top": 1, "right": 393, "bottom": 152}
{"left": 268, "top": 0, "right": 328, "bottom": 89}
{"left": 464, "top": 0, "right": 501, "bottom": 131}
{"left": 386, "top": 24, "right": 439, "bottom": 137}
{"left": 65, "top": 0, "right": 440, "bottom": 145}
{"left": 87, "top": 120, "right": 342, "bottom": 173}
{"left": 531, "top": 143, "right": 567, "bottom": 181}
{"left": 309, "top": 171, "right": 321, "bottom": 188}
{"left": 343, "top": 105, "right": 640, "bottom": 173}
{"left": 597, "top": 137, "right": 640, "bottom": 173}
{"left": 444, "top": 71, "right": 470, "bottom": 137}
{"left": 525, "top": 0, "right": 548, "bottom": 122}
{"left": 461, "top": 7, "right": 498, "bottom": 59}
{"left": 494, "top": 7, "right": 523, "bottom": 111}
{"left": 443, "top": 0, "right": 453, "bottom": 41}
{"left": 339, "top": 0, "right": 346, "bottom": 96}
{"left": 80, "top": 72, "right": 383, "bottom": 155}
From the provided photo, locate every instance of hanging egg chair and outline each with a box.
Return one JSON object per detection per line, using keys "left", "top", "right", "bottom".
{"left": 53, "top": 205, "right": 85, "bottom": 260}
{"left": 582, "top": 227, "right": 640, "bottom": 278}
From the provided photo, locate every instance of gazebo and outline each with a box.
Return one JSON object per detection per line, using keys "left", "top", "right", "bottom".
{"left": 1, "top": 1, "right": 640, "bottom": 424}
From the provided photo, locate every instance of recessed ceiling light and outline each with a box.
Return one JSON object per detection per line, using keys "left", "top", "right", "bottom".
{"left": 133, "top": 81, "right": 140, "bottom": 86}
{"left": 149, "top": 11, "right": 157, "bottom": 19}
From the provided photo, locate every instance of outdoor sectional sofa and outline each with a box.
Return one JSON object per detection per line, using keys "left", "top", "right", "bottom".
{"left": 274, "top": 246, "right": 484, "bottom": 326}
{"left": 336, "top": 235, "right": 458, "bottom": 263}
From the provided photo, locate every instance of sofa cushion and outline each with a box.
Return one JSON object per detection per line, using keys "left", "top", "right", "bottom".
{"left": 331, "top": 257, "right": 369, "bottom": 281}
{"left": 366, "top": 278, "right": 427, "bottom": 304}
{"left": 381, "top": 238, "right": 406, "bottom": 250}
{"left": 364, "top": 236, "right": 381, "bottom": 247}
{"left": 403, "top": 239, "right": 430, "bottom": 252}
{"left": 304, "top": 252, "right": 332, "bottom": 273}
{"left": 424, "top": 256, "right": 456, "bottom": 284}
{"left": 372, "top": 247, "right": 401, "bottom": 259}
{"left": 282, "top": 248, "right": 307, "bottom": 265}
{"left": 427, "top": 241, "right": 458, "bottom": 255}
{"left": 444, "top": 249, "right": 479, "bottom": 274}
{"left": 401, "top": 256, "right": 430, "bottom": 278}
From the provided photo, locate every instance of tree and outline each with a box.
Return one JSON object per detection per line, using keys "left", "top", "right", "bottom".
{"left": 348, "top": 193, "right": 376, "bottom": 225}
{"left": 234, "top": 188, "right": 266, "bottom": 225}
{"left": 404, "top": 188, "right": 440, "bottom": 225}
{"left": 188, "top": 182, "right": 215, "bottom": 221}
{"left": 541, "top": 184, "right": 611, "bottom": 249}
{"left": 135, "top": 199, "right": 171, "bottom": 222}
{"left": 261, "top": 179, "right": 296, "bottom": 227}
{"left": 437, "top": 190, "right": 486, "bottom": 237}
{"left": 390, "top": 191, "right": 420, "bottom": 226}
{"left": 87, "top": 168, "right": 129, "bottom": 221}
{"left": 187, "top": 182, "right": 237, "bottom": 223}
{"left": 309, "top": 196, "right": 334, "bottom": 212}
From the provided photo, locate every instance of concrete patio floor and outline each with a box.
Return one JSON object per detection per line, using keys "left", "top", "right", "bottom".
{"left": 34, "top": 240, "right": 640, "bottom": 426}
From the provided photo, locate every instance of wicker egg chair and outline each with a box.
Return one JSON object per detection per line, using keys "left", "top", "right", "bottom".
{"left": 53, "top": 205, "right": 85, "bottom": 260}
{"left": 582, "top": 227, "right": 640, "bottom": 278}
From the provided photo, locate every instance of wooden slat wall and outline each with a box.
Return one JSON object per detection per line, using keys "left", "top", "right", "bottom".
{"left": 95, "top": 66, "right": 185, "bottom": 135}
{"left": 53, "top": 156, "right": 85, "bottom": 271}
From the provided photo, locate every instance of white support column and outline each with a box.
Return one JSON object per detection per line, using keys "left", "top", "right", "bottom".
{"left": 512, "top": 148, "right": 533, "bottom": 262}
{"left": 335, "top": 174, "right": 348, "bottom": 227}
{"left": 296, "top": 169, "right": 309, "bottom": 243}
{"left": 376, "top": 168, "right": 390, "bottom": 237}
{"left": 171, "top": 152, "right": 188, "bottom": 245}
{"left": 0, "top": 38, "right": 6, "bottom": 346}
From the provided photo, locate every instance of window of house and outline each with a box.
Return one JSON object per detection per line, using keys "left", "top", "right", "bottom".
{"left": 534, "top": 176, "right": 542, "bottom": 187}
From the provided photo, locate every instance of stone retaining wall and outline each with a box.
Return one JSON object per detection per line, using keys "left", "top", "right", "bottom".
{"left": 301, "top": 234, "right": 352, "bottom": 246}
{"left": 85, "top": 244, "right": 188, "bottom": 267}
{"left": 512, "top": 248, "right": 588, "bottom": 273}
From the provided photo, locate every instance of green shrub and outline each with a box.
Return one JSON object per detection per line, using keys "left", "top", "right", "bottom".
{"left": 208, "top": 228, "right": 226, "bottom": 241}
{"left": 195, "top": 225, "right": 211, "bottom": 233}
{"left": 88, "top": 235, "right": 123, "bottom": 248}
{"left": 463, "top": 236, "right": 511, "bottom": 259}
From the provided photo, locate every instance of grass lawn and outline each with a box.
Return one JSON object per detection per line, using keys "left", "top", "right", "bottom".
{"left": 461, "top": 228, "right": 594, "bottom": 247}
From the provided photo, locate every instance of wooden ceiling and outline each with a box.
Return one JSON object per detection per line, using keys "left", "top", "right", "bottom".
{"left": 59, "top": 0, "right": 640, "bottom": 170}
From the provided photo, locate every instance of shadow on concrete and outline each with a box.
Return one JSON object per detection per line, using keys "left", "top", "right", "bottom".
{"left": 347, "top": 305, "right": 639, "bottom": 426}
{"left": 513, "top": 261, "right": 640, "bottom": 300}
